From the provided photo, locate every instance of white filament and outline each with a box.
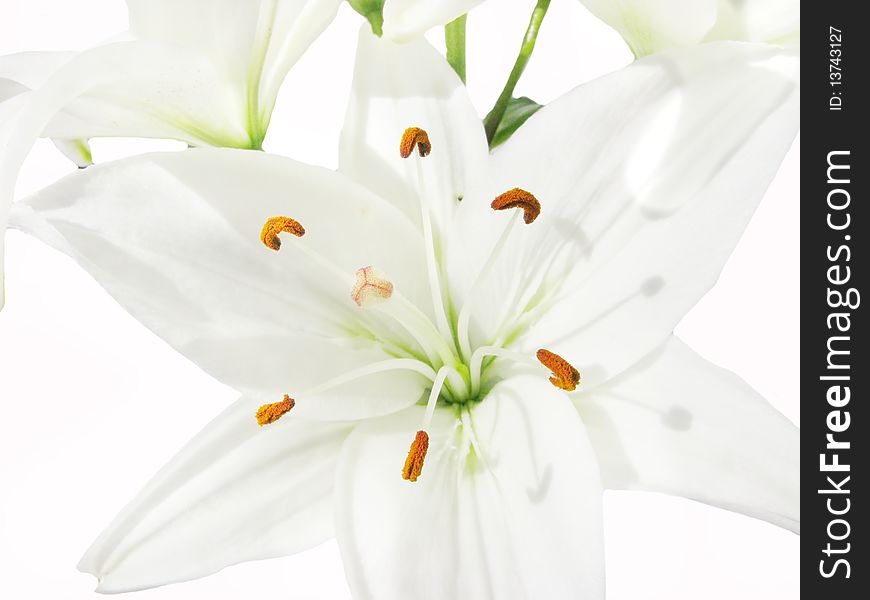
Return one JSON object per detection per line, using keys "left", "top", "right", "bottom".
{"left": 298, "top": 358, "right": 437, "bottom": 399}
{"left": 456, "top": 212, "right": 520, "bottom": 360}
{"left": 413, "top": 156, "right": 455, "bottom": 345}
{"left": 422, "top": 365, "right": 463, "bottom": 430}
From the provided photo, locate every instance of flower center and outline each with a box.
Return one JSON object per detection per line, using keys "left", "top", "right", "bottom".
{"left": 254, "top": 127, "right": 581, "bottom": 482}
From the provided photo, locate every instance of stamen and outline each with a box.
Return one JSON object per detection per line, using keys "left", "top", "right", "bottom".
{"left": 402, "top": 430, "right": 429, "bottom": 482}
{"left": 400, "top": 127, "right": 455, "bottom": 345}
{"left": 256, "top": 395, "right": 295, "bottom": 426}
{"left": 352, "top": 266, "right": 394, "bottom": 307}
{"left": 457, "top": 188, "right": 542, "bottom": 359}
{"left": 399, "top": 127, "right": 432, "bottom": 158}
{"left": 491, "top": 188, "right": 541, "bottom": 224}
{"left": 536, "top": 349, "right": 581, "bottom": 391}
{"left": 261, "top": 216, "right": 305, "bottom": 250}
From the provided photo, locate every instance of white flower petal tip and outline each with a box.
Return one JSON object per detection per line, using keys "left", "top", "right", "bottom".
{"left": 577, "top": 337, "right": 799, "bottom": 534}
{"left": 77, "top": 397, "right": 353, "bottom": 593}
{"left": 336, "top": 375, "right": 605, "bottom": 600}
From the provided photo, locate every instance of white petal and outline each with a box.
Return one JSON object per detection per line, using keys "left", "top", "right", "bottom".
{"left": 80, "top": 396, "right": 353, "bottom": 593}
{"left": 707, "top": 0, "right": 800, "bottom": 46}
{"left": 36, "top": 41, "right": 252, "bottom": 145}
{"left": 335, "top": 375, "right": 604, "bottom": 600}
{"left": 451, "top": 42, "right": 798, "bottom": 386}
{"left": 576, "top": 337, "right": 799, "bottom": 532}
{"left": 382, "top": 0, "right": 483, "bottom": 42}
{"left": 1, "top": 2, "right": 341, "bottom": 152}
{"left": 126, "top": 0, "right": 343, "bottom": 125}
{"left": 0, "top": 52, "right": 92, "bottom": 166}
{"left": 10, "top": 148, "right": 429, "bottom": 420}
{"left": 578, "top": 0, "right": 719, "bottom": 56}
{"left": 0, "top": 41, "right": 242, "bottom": 310}
{"left": 0, "top": 51, "right": 77, "bottom": 89}
{"left": 339, "top": 28, "right": 489, "bottom": 231}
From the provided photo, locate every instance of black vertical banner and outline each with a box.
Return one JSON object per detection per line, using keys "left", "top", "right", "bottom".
{"left": 803, "top": 2, "right": 867, "bottom": 597}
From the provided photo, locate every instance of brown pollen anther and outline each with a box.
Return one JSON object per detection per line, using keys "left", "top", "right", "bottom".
{"left": 256, "top": 395, "right": 296, "bottom": 426}
{"left": 402, "top": 430, "right": 429, "bottom": 482}
{"left": 399, "top": 127, "right": 432, "bottom": 158}
{"left": 491, "top": 188, "right": 541, "bottom": 224}
{"left": 352, "top": 266, "right": 394, "bottom": 307}
{"left": 261, "top": 216, "right": 305, "bottom": 250}
{"left": 536, "top": 349, "right": 581, "bottom": 391}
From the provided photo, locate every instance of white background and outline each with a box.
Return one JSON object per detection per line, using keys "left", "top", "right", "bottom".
{"left": 0, "top": 1, "right": 799, "bottom": 599}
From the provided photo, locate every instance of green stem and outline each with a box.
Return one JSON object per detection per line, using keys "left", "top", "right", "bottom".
{"left": 483, "top": 0, "right": 550, "bottom": 144}
{"left": 445, "top": 14, "right": 467, "bottom": 83}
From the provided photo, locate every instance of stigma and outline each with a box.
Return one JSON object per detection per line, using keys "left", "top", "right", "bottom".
{"left": 352, "top": 266, "right": 394, "bottom": 307}
{"left": 399, "top": 127, "right": 432, "bottom": 158}
{"left": 261, "top": 216, "right": 305, "bottom": 250}
{"left": 491, "top": 188, "right": 541, "bottom": 224}
{"left": 256, "top": 395, "right": 295, "bottom": 426}
{"left": 402, "top": 430, "right": 429, "bottom": 482}
{"left": 536, "top": 349, "right": 580, "bottom": 391}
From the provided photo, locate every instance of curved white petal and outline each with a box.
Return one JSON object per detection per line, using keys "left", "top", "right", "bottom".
{"left": 80, "top": 396, "right": 353, "bottom": 593}
{"left": 382, "top": 0, "right": 483, "bottom": 42}
{"left": 339, "top": 28, "right": 489, "bottom": 231}
{"left": 0, "top": 41, "right": 242, "bottom": 311}
{"left": 10, "top": 148, "right": 429, "bottom": 420}
{"left": 0, "top": 51, "right": 77, "bottom": 89}
{"left": 0, "top": 52, "right": 92, "bottom": 166}
{"left": 126, "top": 0, "right": 343, "bottom": 128}
{"left": 336, "top": 375, "right": 604, "bottom": 600}
{"left": 1, "top": 2, "right": 341, "bottom": 151}
{"left": 575, "top": 337, "right": 799, "bottom": 533}
{"left": 578, "top": 0, "right": 719, "bottom": 56}
{"left": 451, "top": 42, "right": 798, "bottom": 386}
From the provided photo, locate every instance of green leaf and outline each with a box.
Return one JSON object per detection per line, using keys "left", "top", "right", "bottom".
{"left": 486, "top": 96, "right": 543, "bottom": 149}
{"left": 348, "top": 0, "right": 385, "bottom": 36}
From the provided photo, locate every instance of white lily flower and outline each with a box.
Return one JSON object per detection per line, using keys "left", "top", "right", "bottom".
{"left": 578, "top": 0, "right": 800, "bottom": 57}
{"left": 0, "top": 0, "right": 342, "bottom": 308}
{"left": 9, "top": 30, "right": 799, "bottom": 597}
{"left": 1, "top": 0, "right": 343, "bottom": 149}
